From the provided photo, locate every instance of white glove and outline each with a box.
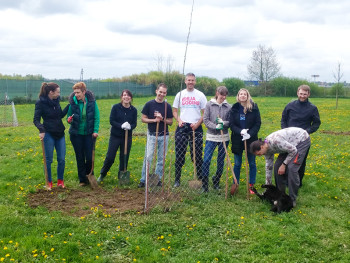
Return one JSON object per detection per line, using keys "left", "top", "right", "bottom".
{"left": 125, "top": 122, "right": 131, "bottom": 130}
{"left": 240, "top": 129, "right": 249, "bottom": 135}
{"left": 215, "top": 123, "right": 223, "bottom": 130}
{"left": 242, "top": 133, "right": 251, "bottom": 141}
{"left": 216, "top": 117, "right": 224, "bottom": 124}
{"left": 121, "top": 122, "right": 131, "bottom": 130}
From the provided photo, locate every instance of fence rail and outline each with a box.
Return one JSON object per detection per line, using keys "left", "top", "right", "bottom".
{"left": 0, "top": 79, "right": 154, "bottom": 100}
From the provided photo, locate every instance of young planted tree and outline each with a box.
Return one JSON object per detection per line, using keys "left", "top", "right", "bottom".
{"left": 247, "top": 44, "right": 281, "bottom": 95}
{"left": 332, "top": 62, "right": 344, "bottom": 109}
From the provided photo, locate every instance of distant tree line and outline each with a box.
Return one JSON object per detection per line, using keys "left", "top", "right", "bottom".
{"left": 1, "top": 72, "right": 349, "bottom": 104}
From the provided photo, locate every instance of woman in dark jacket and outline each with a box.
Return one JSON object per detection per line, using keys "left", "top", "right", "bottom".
{"left": 33, "top": 82, "right": 68, "bottom": 190}
{"left": 229, "top": 88, "right": 261, "bottom": 193}
{"left": 67, "top": 82, "right": 100, "bottom": 186}
{"left": 98, "top": 90, "right": 137, "bottom": 183}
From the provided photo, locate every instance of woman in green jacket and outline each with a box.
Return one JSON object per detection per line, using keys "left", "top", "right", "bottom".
{"left": 67, "top": 82, "right": 100, "bottom": 186}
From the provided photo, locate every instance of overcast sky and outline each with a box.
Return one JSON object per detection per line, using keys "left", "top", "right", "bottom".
{"left": 0, "top": 0, "right": 349, "bottom": 82}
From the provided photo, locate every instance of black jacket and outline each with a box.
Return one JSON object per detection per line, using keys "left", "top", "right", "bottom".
{"left": 68, "top": 90, "right": 96, "bottom": 135}
{"left": 33, "top": 96, "right": 69, "bottom": 139}
{"left": 110, "top": 103, "right": 137, "bottom": 137}
{"left": 281, "top": 99, "right": 321, "bottom": 134}
{"left": 229, "top": 102, "right": 261, "bottom": 154}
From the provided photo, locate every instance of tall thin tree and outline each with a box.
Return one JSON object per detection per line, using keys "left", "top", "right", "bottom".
{"left": 333, "top": 61, "right": 344, "bottom": 109}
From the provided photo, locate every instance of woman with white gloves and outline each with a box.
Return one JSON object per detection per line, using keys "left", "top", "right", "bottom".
{"left": 229, "top": 88, "right": 261, "bottom": 193}
{"left": 98, "top": 90, "right": 137, "bottom": 183}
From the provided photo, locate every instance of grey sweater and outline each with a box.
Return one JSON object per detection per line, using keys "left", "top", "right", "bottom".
{"left": 203, "top": 98, "right": 231, "bottom": 142}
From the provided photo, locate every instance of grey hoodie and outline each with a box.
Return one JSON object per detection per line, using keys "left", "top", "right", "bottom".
{"left": 203, "top": 98, "right": 231, "bottom": 142}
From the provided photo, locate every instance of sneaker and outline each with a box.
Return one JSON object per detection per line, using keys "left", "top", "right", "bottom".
{"left": 46, "top": 182, "right": 53, "bottom": 190}
{"left": 138, "top": 182, "right": 145, "bottom": 188}
{"left": 57, "top": 179, "right": 65, "bottom": 188}
{"left": 79, "top": 182, "right": 88, "bottom": 187}
{"left": 249, "top": 184, "right": 255, "bottom": 194}
{"left": 97, "top": 175, "right": 104, "bottom": 183}
{"left": 173, "top": 181, "right": 180, "bottom": 188}
{"left": 157, "top": 181, "right": 162, "bottom": 187}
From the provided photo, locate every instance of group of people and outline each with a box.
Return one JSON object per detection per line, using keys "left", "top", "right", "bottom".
{"left": 34, "top": 82, "right": 100, "bottom": 189}
{"left": 34, "top": 74, "right": 320, "bottom": 207}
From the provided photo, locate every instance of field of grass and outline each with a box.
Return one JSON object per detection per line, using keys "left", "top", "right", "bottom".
{"left": 0, "top": 96, "right": 349, "bottom": 262}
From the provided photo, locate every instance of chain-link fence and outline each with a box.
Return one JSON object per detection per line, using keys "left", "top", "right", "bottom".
{"left": 142, "top": 130, "right": 237, "bottom": 213}
{"left": 0, "top": 79, "right": 154, "bottom": 101}
{"left": 0, "top": 98, "right": 18, "bottom": 127}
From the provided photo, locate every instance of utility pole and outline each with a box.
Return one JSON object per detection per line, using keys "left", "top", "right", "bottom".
{"left": 311, "top": 74, "right": 319, "bottom": 83}
{"left": 80, "top": 68, "right": 84, "bottom": 81}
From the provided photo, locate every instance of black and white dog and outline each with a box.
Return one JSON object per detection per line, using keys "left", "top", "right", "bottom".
{"left": 251, "top": 184, "right": 294, "bottom": 213}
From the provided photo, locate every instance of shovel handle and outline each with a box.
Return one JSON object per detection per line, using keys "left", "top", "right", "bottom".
{"left": 90, "top": 136, "right": 96, "bottom": 173}
{"left": 244, "top": 140, "right": 250, "bottom": 199}
{"left": 220, "top": 130, "right": 238, "bottom": 185}
{"left": 192, "top": 130, "right": 196, "bottom": 179}
{"left": 41, "top": 139, "right": 50, "bottom": 189}
{"left": 123, "top": 129, "right": 128, "bottom": 172}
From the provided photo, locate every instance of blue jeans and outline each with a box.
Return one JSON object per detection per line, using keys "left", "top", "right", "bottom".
{"left": 140, "top": 132, "right": 169, "bottom": 183}
{"left": 202, "top": 140, "right": 228, "bottom": 180}
{"left": 233, "top": 152, "right": 257, "bottom": 184}
{"left": 43, "top": 132, "right": 66, "bottom": 182}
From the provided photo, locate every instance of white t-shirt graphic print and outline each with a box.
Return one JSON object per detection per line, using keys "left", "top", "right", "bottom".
{"left": 173, "top": 89, "right": 207, "bottom": 124}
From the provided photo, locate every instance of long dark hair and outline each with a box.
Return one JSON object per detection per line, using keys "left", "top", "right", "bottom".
{"left": 39, "top": 82, "right": 59, "bottom": 97}
{"left": 120, "top": 89, "right": 133, "bottom": 103}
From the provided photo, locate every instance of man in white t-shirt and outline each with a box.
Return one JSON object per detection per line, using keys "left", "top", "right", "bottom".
{"left": 172, "top": 73, "right": 208, "bottom": 187}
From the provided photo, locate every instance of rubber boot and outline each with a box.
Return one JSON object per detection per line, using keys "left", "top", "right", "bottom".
{"left": 201, "top": 176, "right": 209, "bottom": 193}
{"left": 212, "top": 176, "right": 220, "bottom": 190}
{"left": 174, "top": 169, "right": 181, "bottom": 187}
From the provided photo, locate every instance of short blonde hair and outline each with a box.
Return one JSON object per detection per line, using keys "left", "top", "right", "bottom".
{"left": 72, "top": 82, "right": 87, "bottom": 92}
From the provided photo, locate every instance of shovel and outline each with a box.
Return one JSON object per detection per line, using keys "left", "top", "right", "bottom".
{"left": 118, "top": 129, "right": 131, "bottom": 185}
{"left": 244, "top": 140, "right": 250, "bottom": 199}
{"left": 148, "top": 121, "right": 160, "bottom": 188}
{"left": 220, "top": 129, "right": 239, "bottom": 196}
{"left": 188, "top": 129, "right": 202, "bottom": 189}
{"left": 87, "top": 136, "right": 99, "bottom": 189}
{"left": 41, "top": 139, "right": 51, "bottom": 191}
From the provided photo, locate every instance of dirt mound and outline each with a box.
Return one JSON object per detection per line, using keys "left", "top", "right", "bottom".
{"left": 27, "top": 187, "right": 146, "bottom": 217}
{"left": 320, "top": 130, "right": 350, "bottom": 135}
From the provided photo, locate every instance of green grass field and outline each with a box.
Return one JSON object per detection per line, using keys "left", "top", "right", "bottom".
{"left": 0, "top": 96, "right": 349, "bottom": 262}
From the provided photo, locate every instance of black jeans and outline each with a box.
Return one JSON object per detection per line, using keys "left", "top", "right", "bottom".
{"left": 174, "top": 123, "right": 203, "bottom": 181}
{"left": 274, "top": 137, "right": 311, "bottom": 202}
{"left": 100, "top": 134, "right": 132, "bottom": 177}
{"left": 298, "top": 146, "right": 310, "bottom": 186}
{"left": 70, "top": 134, "right": 93, "bottom": 183}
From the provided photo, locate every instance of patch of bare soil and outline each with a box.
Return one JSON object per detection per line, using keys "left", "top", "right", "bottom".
{"left": 320, "top": 130, "right": 350, "bottom": 135}
{"left": 27, "top": 187, "right": 182, "bottom": 217}
{"left": 27, "top": 187, "right": 146, "bottom": 217}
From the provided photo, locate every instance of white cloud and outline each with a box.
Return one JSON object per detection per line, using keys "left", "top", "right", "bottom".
{"left": 0, "top": 0, "right": 349, "bottom": 82}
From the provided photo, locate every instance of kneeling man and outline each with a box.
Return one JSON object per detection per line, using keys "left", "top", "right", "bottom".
{"left": 250, "top": 127, "right": 311, "bottom": 207}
